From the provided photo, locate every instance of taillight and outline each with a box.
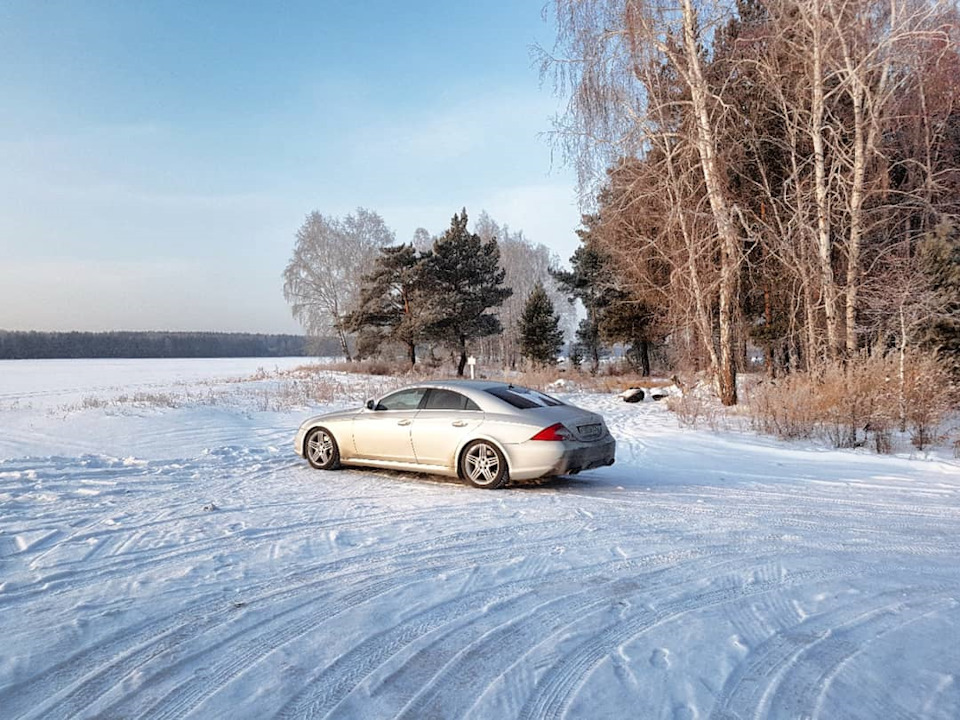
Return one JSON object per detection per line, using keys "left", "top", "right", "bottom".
{"left": 530, "top": 423, "right": 572, "bottom": 441}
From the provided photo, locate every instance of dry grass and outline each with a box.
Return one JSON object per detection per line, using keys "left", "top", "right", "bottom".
{"left": 747, "top": 350, "right": 957, "bottom": 453}
{"left": 247, "top": 374, "right": 406, "bottom": 412}
{"left": 483, "top": 367, "right": 677, "bottom": 395}
{"left": 665, "top": 393, "right": 712, "bottom": 429}
{"left": 73, "top": 392, "right": 182, "bottom": 412}
{"left": 63, "top": 363, "right": 408, "bottom": 415}
{"left": 69, "top": 354, "right": 950, "bottom": 455}
{"left": 662, "top": 373, "right": 732, "bottom": 431}
{"left": 310, "top": 359, "right": 434, "bottom": 377}
{"left": 902, "top": 351, "right": 956, "bottom": 450}
{"left": 289, "top": 357, "right": 685, "bottom": 397}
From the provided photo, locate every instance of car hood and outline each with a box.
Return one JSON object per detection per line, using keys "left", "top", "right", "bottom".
{"left": 299, "top": 407, "right": 363, "bottom": 427}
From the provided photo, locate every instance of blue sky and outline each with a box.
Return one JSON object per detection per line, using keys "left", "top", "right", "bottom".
{"left": 0, "top": 1, "right": 581, "bottom": 333}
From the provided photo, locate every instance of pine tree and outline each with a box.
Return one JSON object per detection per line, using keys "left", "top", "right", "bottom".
{"left": 344, "top": 244, "right": 430, "bottom": 365}
{"left": 422, "top": 209, "right": 513, "bottom": 375}
{"left": 919, "top": 220, "right": 960, "bottom": 365}
{"left": 519, "top": 283, "right": 565, "bottom": 367}
{"left": 552, "top": 217, "right": 657, "bottom": 375}
{"left": 551, "top": 237, "right": 608, "bottom": 373}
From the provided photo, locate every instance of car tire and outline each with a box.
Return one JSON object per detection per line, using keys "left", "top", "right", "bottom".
{"left": 460, "top": 440, "right": 508, "bottom": 489}
{"left": 305, "top": 427, "right": 340, "bottom": 470}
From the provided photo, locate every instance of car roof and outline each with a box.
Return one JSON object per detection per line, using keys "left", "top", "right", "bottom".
{"left": 382, "top": 379, "right": 564, "bottom": 413}
{"left": 387, "top": 379, "right": 517, "bottom": 393}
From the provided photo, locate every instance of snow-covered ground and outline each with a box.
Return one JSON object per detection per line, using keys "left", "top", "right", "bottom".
{"left": 1, "top": 358, "right": 959, "bottom": 719}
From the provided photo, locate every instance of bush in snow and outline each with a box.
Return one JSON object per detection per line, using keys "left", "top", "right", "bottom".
{"left": 902, "top": 350, "right": 956, "bottom": 450}
{"left": 748, "top": 351, "right": 955, "bottom": 453}
{"left": 747, "top": 373, "right": 822, "bottom": 440}
{"left": 817, "top": 354, "right": 895, "bottom": 450}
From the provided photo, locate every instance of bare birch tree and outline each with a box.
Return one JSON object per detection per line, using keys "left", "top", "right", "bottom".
{"left": 474, "top": 212, "right": 573, "bottom": 367}
{"left": 283, "top": 208, "right": 394, "bottom": 360}
{"left": 542, "top": 0, "right": 744, "bottom": 403}
{"left": 778, "top": 0, "right": 950, "bottom": 355}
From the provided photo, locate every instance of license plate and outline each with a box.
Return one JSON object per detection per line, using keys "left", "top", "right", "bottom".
{"left": 578, "top": 423, "right": 602, "bottom": 440}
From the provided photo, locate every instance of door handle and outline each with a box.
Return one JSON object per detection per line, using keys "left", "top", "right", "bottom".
{"left": 451, "top": 420, "right": 467, "bottom": 427}
{"left": 397, "top": 419, "right": 412, "bottom": 426}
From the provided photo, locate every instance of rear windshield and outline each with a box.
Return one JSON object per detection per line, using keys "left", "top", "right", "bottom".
{"left": 484, "top": 385, "right": 565, "bottom": 409}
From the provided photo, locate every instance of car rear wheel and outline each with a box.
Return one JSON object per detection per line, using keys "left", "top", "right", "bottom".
{"left": 305, "top": 427, "right": 340, "bottom": 470}
{"left": 461, "top": 440, "right": 508, "bottom": 489}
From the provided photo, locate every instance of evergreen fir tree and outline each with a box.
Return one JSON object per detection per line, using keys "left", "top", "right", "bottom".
{"left": 919, "top": 220, "right": 960, "bottom": 365}
{"left": 551, "top": 228, "right": 610, "bottom": 373}
{"left": 519, "top": 283, "right": 565, "bottom": 366}
{"left": 344, "top": 243, "right": 430, "bottom": 365}
{"left": 552, "top": 216, "right": 657, "bottom": 375}
{"left": 422, "top": 209, "right": 512, "bottom": 375}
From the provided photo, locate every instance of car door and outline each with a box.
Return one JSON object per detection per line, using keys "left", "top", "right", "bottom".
{"left": 352, "top": 387, "right": 427, "bottom": 462}
{"left": 410, "top": 389, "right": 484, "bottom": 468}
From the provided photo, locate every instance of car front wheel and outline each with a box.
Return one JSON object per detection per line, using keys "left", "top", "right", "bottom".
{"left": 305, "top": 427, "right": 340, "bottom": 470}
{"left": 461, "top": 440, "right": 508, "bottom": 489}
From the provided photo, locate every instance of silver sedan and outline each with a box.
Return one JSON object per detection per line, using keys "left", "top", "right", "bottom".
{"left": 294, "top": 380, "right": 616, "bottom": 489}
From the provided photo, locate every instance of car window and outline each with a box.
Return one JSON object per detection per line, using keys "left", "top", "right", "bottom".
{"left": 376, "top": 388, "right": 427, "bottom": 411}
{"left": 423, "top": 389, "right": 480, "bottom": 411}
{"left": 484, "top": 385, "right": 565, "bottom": 409}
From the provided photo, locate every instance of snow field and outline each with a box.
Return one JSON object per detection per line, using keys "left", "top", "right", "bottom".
{"left": 0, "top": 358, "right": 959, "bottom": 719}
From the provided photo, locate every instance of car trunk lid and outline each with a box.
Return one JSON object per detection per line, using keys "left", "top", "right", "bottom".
{"left": 526, "top": 406, "right": 608, "bottom": 443}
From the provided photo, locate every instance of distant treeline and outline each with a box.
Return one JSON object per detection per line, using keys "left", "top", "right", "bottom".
{"left": 0, "top": 331, "right": 342, "bottom": 359}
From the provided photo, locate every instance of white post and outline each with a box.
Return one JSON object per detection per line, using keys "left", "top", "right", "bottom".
{"left": 467, "top": 356, "right": 476, "bottom": 379}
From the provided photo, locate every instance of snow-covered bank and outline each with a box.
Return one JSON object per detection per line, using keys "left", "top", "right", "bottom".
{"left": 1, "top": 360, "right": 959, "bottom": 719}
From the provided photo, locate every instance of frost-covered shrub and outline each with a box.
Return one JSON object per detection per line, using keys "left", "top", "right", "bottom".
{"left": 665, "top": 385, "right": 725, "bottom": 429}
{"left": 665, "top": 392, "right": 703, "bottom": 428}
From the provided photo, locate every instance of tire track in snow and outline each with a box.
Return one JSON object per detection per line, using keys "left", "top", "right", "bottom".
{"left": 515, "top": 562, "right": 875, "bottom": 720}
{"left": 545, "top": 482, "right": 960, "bottom": 562}
{"left": 276, "top": 549, "right": 721, "bottom": 720}
{"left": 5, "top": 505, "right": 408, "bottom": 602}
{"left": 13, "top": 558, "right": 471, "bottom": 719}
{"left": 103, "top": 536, "right": 686, "bottom": 719}
{"left": 0, "top": 455, "right": 424, "bottom": 603}
{"left": 391, "top": 552, "right": 758, "bottom": 720}
{"left": 95, "top": 564, "right": 459, "bottom": 720}
{"left": 710, "top": 588, "right": 957, "bottom": 720}
{"left": 0, "top": 507, "right": 576, "bottom": 607}
{"left": 771, "top": 594, "right": 958, "bottom": 720}
{"left": 4, "top": 521, "right": 589, "bottom": 720}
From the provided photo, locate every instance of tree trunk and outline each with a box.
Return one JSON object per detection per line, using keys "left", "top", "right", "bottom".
{"left": 899, "top": 303, "right": 907, "bottom": 432}
{"left": 457, "top": 335, "right": 468, "bottom": 377}
{"left": 587, "top": 308, "right": 600, "bottom": 375}
{"left": 717, "top": 268, "right": 738, "bottom": 404}
{"left": 638, "top": 339, "right": 650, "bottom": 377}
{"left": 809, "top": 0, "right": 841, "bottom": 357}
{"left": 680, "top": 0, "right": 737, "bottom": 405}
{"left": 845, "top": 82, "right": 867, "bottom": 356}
{"left": 764, "top": 284, "right": 776, "bottom": 378}
{"left": 408, "top": 341, "right": 416, "bottom": 366}
{"left": 835, "top": 7, "right": 890, "bottom": 356}
{"left": 336, "top": 325, "right": 352, "bottom": 362}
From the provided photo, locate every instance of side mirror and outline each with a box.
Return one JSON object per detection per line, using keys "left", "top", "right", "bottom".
{"left": 366, "top": 399, "right": 376, "bottom": 410}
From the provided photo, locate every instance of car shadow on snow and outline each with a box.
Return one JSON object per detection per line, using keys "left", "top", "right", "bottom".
{"left": 336, "top": 466, "right": 604, "bottom": 492}
{"left": 509, "top": 474, "right": 598, "bottom": 491}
